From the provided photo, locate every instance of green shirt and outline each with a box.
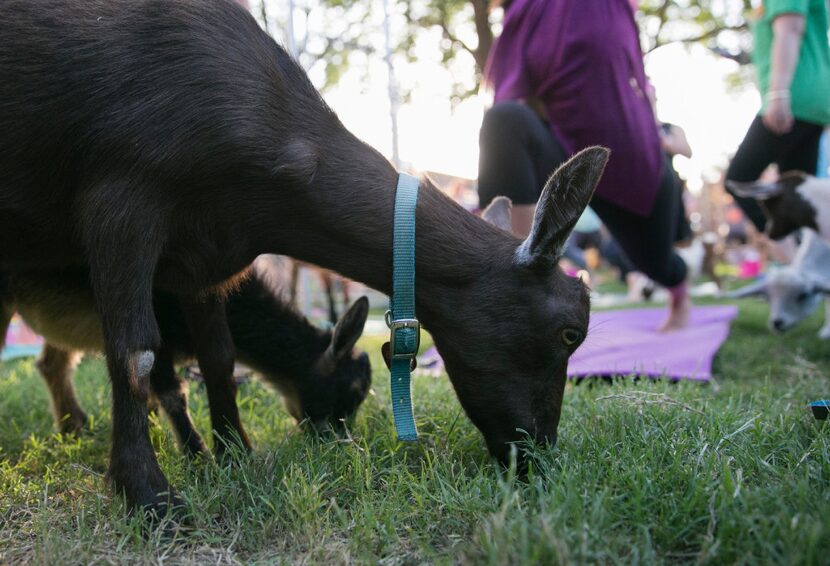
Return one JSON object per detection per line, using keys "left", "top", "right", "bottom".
{"left": 754, "top": 0, "right": 830, "bottom": 125}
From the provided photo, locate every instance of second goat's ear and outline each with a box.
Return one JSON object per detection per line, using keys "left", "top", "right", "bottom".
{"left": 481, "top": 196, "right": 513, "bottom": 233}
{"left": 330, "top": 297, "right": 369, "bottom": 361}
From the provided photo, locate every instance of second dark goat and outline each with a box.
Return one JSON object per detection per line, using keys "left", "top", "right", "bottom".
{"left": 0, "top": 263, "right": 371, "bottom": 455}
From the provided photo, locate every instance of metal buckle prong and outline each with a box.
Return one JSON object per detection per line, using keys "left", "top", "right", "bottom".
{"left": 385, "top": 310, "right": 421, "bottom": 360}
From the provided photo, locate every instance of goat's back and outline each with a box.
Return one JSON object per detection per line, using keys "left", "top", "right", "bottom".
{"left": 0, "top": 0, "right": 333, "bottom": 267}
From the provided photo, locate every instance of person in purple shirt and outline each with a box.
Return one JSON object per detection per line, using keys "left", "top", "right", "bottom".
{"left": 478, "top": 0, "right": 690, "bottom": 330}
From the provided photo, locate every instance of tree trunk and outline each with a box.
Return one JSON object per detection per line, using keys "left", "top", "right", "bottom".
{"left": 471, "top": 0, "right": 493, "bottom": 73}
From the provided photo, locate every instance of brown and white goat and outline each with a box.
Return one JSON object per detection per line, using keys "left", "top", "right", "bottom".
{"left": 0, "top": 0, "right": 606, "bottom": 518}
{"left": 728, "top": 172, "right": 830, "bottom": 241}
{"left": 1, "top": 264, "right": 372, "bottom": 452}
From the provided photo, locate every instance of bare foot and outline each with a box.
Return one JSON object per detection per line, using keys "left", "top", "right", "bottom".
{"left": 659, "top": 281, "right": 691, "bottom": 332}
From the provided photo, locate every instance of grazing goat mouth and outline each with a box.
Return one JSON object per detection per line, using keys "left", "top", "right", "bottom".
{"left": 770, "top": 321, "right": 793, "bottom": 334}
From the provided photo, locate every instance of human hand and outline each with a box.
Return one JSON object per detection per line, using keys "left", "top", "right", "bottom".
{"left": 659, "top": 125, "right": 692, "bottom": 158}
{"left": 763, "top": 95, "right": 794, "bottom": 135}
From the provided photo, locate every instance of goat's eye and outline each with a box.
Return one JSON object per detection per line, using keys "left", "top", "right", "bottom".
{"left": 797, "top": 292, "right": 809, "bottom": 302}
{"left": 561, "top": 328, "right": 583, "bottom": 347}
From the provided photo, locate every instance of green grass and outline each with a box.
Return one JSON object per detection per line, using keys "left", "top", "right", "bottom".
{"left": 1, "top": 299, "right": 828, "bottom": 564}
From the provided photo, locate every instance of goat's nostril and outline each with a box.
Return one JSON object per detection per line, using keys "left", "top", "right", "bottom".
{"left": 772, "top": 319, "right": 786, "bottom": 332}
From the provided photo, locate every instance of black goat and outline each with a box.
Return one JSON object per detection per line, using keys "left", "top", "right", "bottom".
{"left": 0, "top": 0, "right": 606, "bottom": 517}
{"left": 1, "top": 264, "right": 371, "bottom": 454}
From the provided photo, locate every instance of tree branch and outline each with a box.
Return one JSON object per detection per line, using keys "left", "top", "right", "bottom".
{"left": 646, "top": 23, "right": 749, "bottom": 53}
{"left": 438, "top": 21, "right": 477, "bottom": 59}
{"left": 470, "top": 0, "right": 492, "bottom": 72}
{"left": 652, "top": 0, "right": 673, "bottom": 50}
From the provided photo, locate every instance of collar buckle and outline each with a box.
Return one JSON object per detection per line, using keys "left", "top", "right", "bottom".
{"left": 385, "top": 310, "right": 421, "bottom": 360}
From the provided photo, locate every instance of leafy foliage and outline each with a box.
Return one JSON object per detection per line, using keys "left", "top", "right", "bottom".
{"left": 637, "top": 0, "right": 754, "bottom": 61}
{"left": 256, "top": 0, "right": 378, "bottom": 91}
{"left": 403, "top": 0, "right": 493, "bottom": 80}
{"left": 263, "top": 0, "right": 756, "bottom": 98}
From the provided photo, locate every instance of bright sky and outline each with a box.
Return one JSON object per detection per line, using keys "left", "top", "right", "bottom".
{"left": 268, "top": 1, "right": 763, "bottom": 194}
{"left": 646, "top": 42, "right": 760, "bottom": 192}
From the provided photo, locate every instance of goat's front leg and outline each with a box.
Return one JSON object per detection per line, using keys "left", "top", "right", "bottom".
{"left": 149, "top": 347, "right": 208, "bottom": 457}
{"left": 181, "top": 296, "right": 250, "bottom": 457}
{"left": 84, "top": 217, "right": 177, "bottom": 519}
{"left": 820, "top": 299, "right": 830, "bottom": 340}
{"left": 36, "top": 344, "right": 87, "bottom": 434}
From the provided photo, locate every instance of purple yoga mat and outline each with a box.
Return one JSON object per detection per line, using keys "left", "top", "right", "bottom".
{"left": 567, "top": 305, "right": 738, "bottom": 381}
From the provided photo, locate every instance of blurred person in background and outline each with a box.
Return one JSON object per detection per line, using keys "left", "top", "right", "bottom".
{"left": 726, "top": 0, "right": 830, "bottom": 234}
{"left": 478, "top": 0, "right": 691, "bottom": 330}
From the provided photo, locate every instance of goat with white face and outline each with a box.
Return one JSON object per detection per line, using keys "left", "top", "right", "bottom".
{"left": 729, "top": 229, "right": 830, "bottom": 338}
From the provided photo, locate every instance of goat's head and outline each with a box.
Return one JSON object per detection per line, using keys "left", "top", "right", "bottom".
{"left": 285, "top": 296, "right": 372, "bottom": 429}
{"left": 766, "top": 269, "right": 826, "bottom": 333}
{"left": 727, "top": 172, "right": 819, "bottom": 240}
{"left": 729, "top": 268, "right": 829, "bottom": 334}
{"left": 432, "top": 147, "right": 608, "bottom": 468}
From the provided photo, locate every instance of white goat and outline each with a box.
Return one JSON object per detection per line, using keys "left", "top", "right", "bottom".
{"left": 729, "top": 229, "right": 830, "bottom": 339}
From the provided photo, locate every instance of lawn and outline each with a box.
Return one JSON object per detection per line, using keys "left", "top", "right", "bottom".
{"left": 1, "top": 298, "right": 828, "bottom": 564}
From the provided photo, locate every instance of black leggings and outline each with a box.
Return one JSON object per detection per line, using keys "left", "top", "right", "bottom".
{"left": 726, "top": 115, "right": 824, "bottom": 232}
{"left": 478, "top": 101, "right": 687, "bottom": 287}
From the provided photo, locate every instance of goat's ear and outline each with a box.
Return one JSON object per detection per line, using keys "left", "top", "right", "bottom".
{"left": 515, "top": 146, "right": 609, "bottom": 269}
{"left": 330, "top": 296, "right": 369, "bottom": 361}
{"left": 482, "top": 196, "right": 513, "bottom": 232}
{"left": 727, "top": 180, "right": 785, "bottom": 201}
{"left": 725, "top": 279, "right": 769, "bottom": 299}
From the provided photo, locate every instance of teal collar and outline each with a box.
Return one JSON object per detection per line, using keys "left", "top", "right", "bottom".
{"left": 385, "top": 173, "right": 421, "bottom": 441}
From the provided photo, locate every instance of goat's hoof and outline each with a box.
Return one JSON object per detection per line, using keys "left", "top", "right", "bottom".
{"left": 212, "top": 430, "right": 253, "bottom": 463}
{"left": 109, "top": 461, "right": 186, "bottom": 532}
{"left": 131, "top": 487, "right": 190, "bottom": 536}
{"left": 213, "top": 442, "right": 253, "bottom": 468}
{"left": 56, "top": 410, "right": 88, "bottom": 435}
{"left": 142, "top": 494, "right": 191, "bottom": 538}
{"left": 182, "top": 436, "right": 210, "bottom": 459}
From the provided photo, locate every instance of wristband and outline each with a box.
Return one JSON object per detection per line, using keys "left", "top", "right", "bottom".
{"left": 765, "top": 90, "right": 791, "bottom": 102}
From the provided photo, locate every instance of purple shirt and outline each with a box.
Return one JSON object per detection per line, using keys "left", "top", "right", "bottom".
{"left": 485, "top": 0, "right": 663, "bottom": 216}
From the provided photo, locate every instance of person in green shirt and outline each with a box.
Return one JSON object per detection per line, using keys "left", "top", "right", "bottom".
{"left": 727, "top": 0, "right": 830, "bottom": 232}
